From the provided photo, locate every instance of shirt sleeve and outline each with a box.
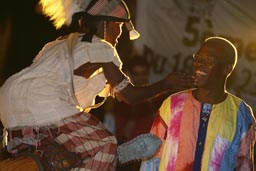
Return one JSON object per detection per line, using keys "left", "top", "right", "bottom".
{"left": 235, "top": 104, "right": 256, "bottom": 171}
{"left": 149, "top": 96, "right": 171, "bottom": 157}
{"left": 74, "top": 38, "right": 123, "bottom": 69}
{"left": 235, "top": 124, "right": 256, "bottom": 171}
{"left": 140, "top": 97, "right": 172, "bottom": 171}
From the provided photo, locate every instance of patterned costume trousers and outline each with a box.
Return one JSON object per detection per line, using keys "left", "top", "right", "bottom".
{"left": 53, "top": 113, "right": 117, "bottom": 171}
{"left": 7, "top": 112, "right": 118, "bottom": 171}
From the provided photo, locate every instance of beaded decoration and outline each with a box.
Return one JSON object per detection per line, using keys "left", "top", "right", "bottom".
{"left": 112, "top": 77, "right": 130, "bottom": 94}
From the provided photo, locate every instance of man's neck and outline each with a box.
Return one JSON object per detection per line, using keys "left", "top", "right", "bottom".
{"left": 192, "top": 88, "right": 227, "bottom": 104}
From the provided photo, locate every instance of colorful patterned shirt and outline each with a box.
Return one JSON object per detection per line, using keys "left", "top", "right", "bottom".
{"left": 140, "top": 90, "right": 255, "bottom": 171}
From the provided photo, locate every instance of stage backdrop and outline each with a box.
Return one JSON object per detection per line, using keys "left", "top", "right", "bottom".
{"left": 134, "top": 0, "right": 256, "bottom": 112}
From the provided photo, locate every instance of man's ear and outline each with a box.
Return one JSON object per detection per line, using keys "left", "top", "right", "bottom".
{"left": 224, "top": 64, "right": 233, "bottom": 76}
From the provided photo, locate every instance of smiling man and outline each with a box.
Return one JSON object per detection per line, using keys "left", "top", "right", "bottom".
{"left": 140, "top": 36, "right": 256, "bottom": 171}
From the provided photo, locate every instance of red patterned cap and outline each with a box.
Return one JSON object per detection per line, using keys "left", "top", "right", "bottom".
{"left": 40, "top": 0, "right": 139, "bottom": 39}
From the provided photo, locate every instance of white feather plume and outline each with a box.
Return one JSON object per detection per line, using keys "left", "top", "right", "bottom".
{"left": 40, "top": 0, "right": 84, "bottom": 29}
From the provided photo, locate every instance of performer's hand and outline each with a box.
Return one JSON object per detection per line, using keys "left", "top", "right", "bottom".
{"left": 164, "top": 72, "right": 195, "bottom": 93}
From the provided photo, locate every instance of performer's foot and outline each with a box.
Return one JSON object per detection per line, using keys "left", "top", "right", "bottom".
{"left": 117, "top": 134, "right": 162, "bottom": 164}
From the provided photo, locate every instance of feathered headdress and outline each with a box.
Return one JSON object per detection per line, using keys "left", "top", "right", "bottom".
{"left": 40, "top": 0, "right": 140, "bottom": 40}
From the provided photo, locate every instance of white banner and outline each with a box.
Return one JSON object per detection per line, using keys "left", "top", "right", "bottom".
{"left": 134, "top": 0, "right": 256, "bottom": 112}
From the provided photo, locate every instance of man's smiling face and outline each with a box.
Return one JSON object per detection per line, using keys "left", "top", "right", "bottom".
{"left": 193, "top": 42, "right": 227, "bottom": 88}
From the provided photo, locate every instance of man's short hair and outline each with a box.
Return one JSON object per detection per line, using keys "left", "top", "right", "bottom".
{"left": 204, "top": 37, "right": 237, "bottom": 68}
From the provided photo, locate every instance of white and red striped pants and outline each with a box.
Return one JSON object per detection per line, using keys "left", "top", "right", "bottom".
{"left": 8, "top": 112, "right": 118, "bottom": 171}
{"left": 55, "top": 112, "right": 117, "bottom": 170}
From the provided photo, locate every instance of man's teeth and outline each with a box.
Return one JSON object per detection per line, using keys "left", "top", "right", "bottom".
{"left": 196, "top": 70, "right": 207, "bottom": 76}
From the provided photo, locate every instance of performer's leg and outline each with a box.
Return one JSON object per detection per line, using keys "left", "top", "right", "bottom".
{"left": 55, "top": 113, "right": 117, "bottom": 171}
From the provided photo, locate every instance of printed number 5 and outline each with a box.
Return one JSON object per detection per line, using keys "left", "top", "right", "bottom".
{"left": 183, "top": 16, "right": 200, "bottom": 47}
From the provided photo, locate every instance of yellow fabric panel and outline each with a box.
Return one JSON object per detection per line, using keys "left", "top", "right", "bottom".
{"left": 158, "top": 96, "right": 172, "bottom": 170}
{"left": 159, "top": 96, "right": 172, "bottom": 125}
{"left": 201, "top": 94, "right": 241, "bottom": 170}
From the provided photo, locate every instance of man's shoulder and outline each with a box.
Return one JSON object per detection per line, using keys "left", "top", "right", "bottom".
{"left": 169, "top": 89, "right": 192, "bottom": 98}
{"left": 161, "top": 89, "right": 192, "bottom": 105}
{"left": 227, "top": 92, "right": 254, "bottom": 119}
{"left": 226, "top": 92, "right": 252, "bottom": 109}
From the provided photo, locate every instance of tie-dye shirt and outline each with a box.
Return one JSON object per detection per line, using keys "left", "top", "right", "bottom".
{"left": 140, "top": 90, "right": 255, "bottom": 171}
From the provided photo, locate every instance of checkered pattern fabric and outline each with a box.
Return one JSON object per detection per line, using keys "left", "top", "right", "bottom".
{"left": 7, "top": 112, "right": 118, "bottom": 171}
{"left": 54, "top": 113, "right": 117, "bottom": 170}
{"left": 86, "top": 0, "right": 129, "bottom": 20}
